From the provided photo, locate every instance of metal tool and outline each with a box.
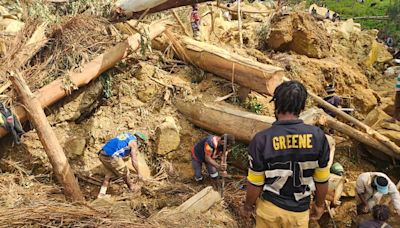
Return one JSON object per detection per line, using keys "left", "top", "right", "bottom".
{"left": 220, "top": 134, "right": 228, "bottom": 197}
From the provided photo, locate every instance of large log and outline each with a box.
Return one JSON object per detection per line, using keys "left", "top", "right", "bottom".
{"left": 114, "top": 0, "right": 213, "bottom": 21}
{"left": 164, "top": 31, "right": 285, "bottom": 96}
{"left": 306, "top": 88, "right": 400, "bottom": 156}
{"left": 10, "top": 73, "right": 84, "bottom": 202}
{"left": 0, "top": 23, "right": 167, "bottom": 138}
{"left": 319, "top": 114, "right": 400, "bottom": 159}
{"left": 176, "top": 100, "right": 399, "bottom": 159}
{"left": 175, "top": 100, "right": 321, "bottom": 143}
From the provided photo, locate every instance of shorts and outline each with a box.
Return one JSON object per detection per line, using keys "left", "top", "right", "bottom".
{"left": 255, "top": 199, "right": 309, "bottom": 228}
{"left": 99, "top": 154, "right": 129, "bottom": 177}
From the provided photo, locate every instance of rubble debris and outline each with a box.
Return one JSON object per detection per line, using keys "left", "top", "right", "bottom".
{"left": 156, "top": 116, "right": 181, "bottom": 155}
{"left": 0, "top": 22, "right": 167, "bottom": 138}
{"left": 266, "top": 12, "right": 332, "bottom": 59}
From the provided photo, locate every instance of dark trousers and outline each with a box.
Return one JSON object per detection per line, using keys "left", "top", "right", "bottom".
{"left": 395, "top": 91, "right": 400, "bottom": 120}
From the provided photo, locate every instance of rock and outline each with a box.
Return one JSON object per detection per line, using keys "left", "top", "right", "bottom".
{"left": 64, "top": 137, "right": 86, "bottom": 158}
{"left": 364, "top": 108, "right": 391, "bottom": 129}
{"left": 0, "top": 18, "right": 24, "bottom": 34}
{"left": 50, "top": 80, "right": 103, "bottom": 123}
{"left": 155, "top": 117, "right": 180, "bottom": 155}
{"left": 137, "top": 83, "right": 157, "bottom": 102}
{"left": 342, "top": 181, "right": 356, "bottom": 197}
{"left": 135, "top": 62, "right": 156, "bottom": 81}
{"left": 266, "top": 12, "right": 331, "bottom": 59}
{"left": 351, "top": 85, "right": 377, "bottom": 114}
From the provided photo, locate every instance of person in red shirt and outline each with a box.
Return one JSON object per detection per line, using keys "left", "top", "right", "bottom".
{"left": 191, "top": 4, "right": 201, "bottom": 41}
{"left": 191, "top": 134, "right": 234, "bottom": 182}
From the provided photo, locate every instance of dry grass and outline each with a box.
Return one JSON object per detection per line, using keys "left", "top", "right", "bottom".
{"left": 0, "top": 174, "right": 155, "bottom": 227}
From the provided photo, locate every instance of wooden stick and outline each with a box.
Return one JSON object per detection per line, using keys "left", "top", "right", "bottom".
{"left": 238, "top": 0, "right": 243, "bottom": 48}
{"left": 10, "top": 72, "right": 84, "bottom": 202}
{"left": 172, "top": 9, "right": 190, "bottom": 37}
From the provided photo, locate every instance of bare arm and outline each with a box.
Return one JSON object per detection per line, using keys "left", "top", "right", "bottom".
{"left": 315, "top": 182, "right": 328, "bottom": 207}
{"left": 129, "top": 141, "right": 141, "bottom": 177}
{"left": 244, "top": 182, "right": 263, "bottom": 209}
{"left": 205, "top": 155, "right": 221, "bottom": 170}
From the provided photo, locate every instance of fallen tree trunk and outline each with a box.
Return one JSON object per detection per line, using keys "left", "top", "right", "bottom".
{"left": 175, "top": 100, "right": 321, "bottom": 143}
{"left": 318, "top": 113, "right": 400, "bottom": 159}
{"left": 164, "top": 31, "right": 285, "bottom": 95}
{"left": 10, "top": 73, "right": 84, "bottom": 202}
{"left": 176, "top": 100, "right": 399, "bottom": 159}
{"left": 114, "top": 0, "right": 213, "bottom": 21}
{"left": 306, "top": 89, "right": 400, "bottom": 156}
{"left": 0, "top": 23, "right": 167, "bottom": 138}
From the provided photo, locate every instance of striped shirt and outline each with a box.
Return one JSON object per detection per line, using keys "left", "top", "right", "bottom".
{"left": 396, "top": 73, "right": 400, "bottom": 92}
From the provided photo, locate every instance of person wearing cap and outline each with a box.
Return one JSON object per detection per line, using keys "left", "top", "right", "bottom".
{"left": 97, "top": 132, "right": 148, "bottom": 198}
{"left": 321, "top": 84, "right": 341, "bottom": 117}
{"left": 191, "top": 134, "right": 235, "bottom": 182}
{"left": 356, "top": 172, "right": 400, "bottom": 215}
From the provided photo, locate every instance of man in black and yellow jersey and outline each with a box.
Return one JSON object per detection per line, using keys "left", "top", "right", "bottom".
{"left": 241, "top": 81, "right": 331, "bottom": 227}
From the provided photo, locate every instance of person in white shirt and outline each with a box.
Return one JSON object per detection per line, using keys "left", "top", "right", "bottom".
{"left": 356, "top": 172, "right": 400, "bottom": 215}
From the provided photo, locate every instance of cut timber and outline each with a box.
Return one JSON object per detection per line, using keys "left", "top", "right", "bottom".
{"left": 115, "top": 0, "right": 212, "bottom": 20}
{"left": 164, "top": 31, "right": 285, "bottom": 95}
{"left": 319, "top": 113, "right": 400, "bottom": 159}
{"left": 307, "top": 90, "right": 400, "bottom": 156}
{"left": 175, "top": 186, "right": 221, "bottom": 213}
{"left": 175, "top": 100, "right": 321, "bottom": 143}
{"left": 0, "top": 23, "right": 167, "bottom": 138}
{"left": 176, "top": 99, "right": 398, "bottom": 159}
{"left": 10, "top": 73, "right": 84, "bottom": 202}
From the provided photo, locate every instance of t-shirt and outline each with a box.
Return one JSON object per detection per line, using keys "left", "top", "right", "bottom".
{"left": 396, "top": 73, "right": 400, "bottom": 92}
{"left": 356, "top": 172, "right": 400, "bottom": 212}
{"left": 102, "top": 133, "right": 136, "bottom": 158}
{"left": 192, "top": 135, "right": 222, "bottom": 162}
{"left": 247, "top": 119, "right": 331, "bottom": 212}
{"left": 359, "top": 220, "right": 391, "bottom": 228}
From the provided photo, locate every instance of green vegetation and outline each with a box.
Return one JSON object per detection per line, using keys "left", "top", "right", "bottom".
{"left": 305, "top": 0, "right": 400, "bottom": 45}
{"left": 244, "top": 96, "right": 264, "bottom": 114}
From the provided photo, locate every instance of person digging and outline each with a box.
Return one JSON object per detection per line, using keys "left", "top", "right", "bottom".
{"left": 356, "top": 172, "right": 400, "bottom": 216}
{"left": 191, "top": 134, "right": 235, "bottom": 182}
{"left": 97, "top": 132, "right": 148, "bottom": 198}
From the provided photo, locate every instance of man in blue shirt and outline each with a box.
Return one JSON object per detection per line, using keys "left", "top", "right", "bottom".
{"left": 386, "top": 73, "right": 400, "bottom": 123}
{"left": 98, "top": 132, "right": 148, "bottom": 198}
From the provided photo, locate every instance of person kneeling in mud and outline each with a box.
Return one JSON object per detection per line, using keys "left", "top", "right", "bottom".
{"left": 191, "top": 134, "right": 234, "bottom": 182}
{"left": 98, "top": 132, "right": 148, "bottom": 198}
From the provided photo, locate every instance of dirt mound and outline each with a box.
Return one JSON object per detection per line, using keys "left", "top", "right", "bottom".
{"left": 325, "top": 19, "right": 392, "bottom": 65}
{"left": 266, "top": 12, "right": 332, "bottom": 59}
{"left": 275, "top": 53, "right": 378, "bottom": 115}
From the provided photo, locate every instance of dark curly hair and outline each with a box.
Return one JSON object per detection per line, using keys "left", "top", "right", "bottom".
{"left": 271, "top": 81, "right": 308, "bottom": 116}
{"left": 372, "top": 205, "right": 390, "bottom": 222}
